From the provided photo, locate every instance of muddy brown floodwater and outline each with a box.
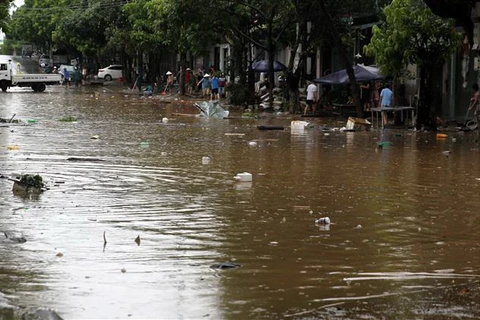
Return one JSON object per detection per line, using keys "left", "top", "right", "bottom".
{"left": 2, "top": 84, "right": 480, "bottom": 319}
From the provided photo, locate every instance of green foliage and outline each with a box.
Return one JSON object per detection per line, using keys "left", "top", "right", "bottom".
{"left": 226, "top": 82, "right": 252, "bottom": 106}
{"left": 364, "top": 0, "right": 462, "bottom": 77}
{"left": 19, "top": 174, "right": 44, "bottom": 189}
{"left": 0, "top": 0, "right": 12, "bottom": 32}
{"left": 0, "top": 38, "right": 22, "bottom": 55}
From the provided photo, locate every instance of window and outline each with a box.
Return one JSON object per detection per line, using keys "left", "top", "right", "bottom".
{"left": 0, "top": 64, "right": 7, "bottom": 71}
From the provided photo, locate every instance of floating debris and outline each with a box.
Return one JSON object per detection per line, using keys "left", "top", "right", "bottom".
{"left": 59, "top": 116, "right": 78, "bottom": 122}
{"left": 67, "top": 157, "right": 105, "bottom": 162}
{"left": 11, "top": 174, "right": 47, "bottom": 193}
{"left": 195, "top": 101, "right": 229, "bottom": 118}
{"left": 377, "top": 141, "right": 392, "bottom": 148}
{"left": 135, "top": 235, "right": 141, "bottom": 246}
{"left": 234, "top": 172, "right": 252, "bottom": 182}
{"left": 257, "top": 125, "right": 284, "bottom": 131}
{"left": 315, "top": 217, "right": 331, "bottom": 225}
{"left": 4, "top": 231, "right": 27, "bottom": 243}
{"left": 210, "top": 262, "right": 242, "bottom": 269}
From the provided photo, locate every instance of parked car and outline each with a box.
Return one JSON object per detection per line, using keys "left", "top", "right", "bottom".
{"left": 38, "top": 55, "right": 51, "bottom": 68}
{"left": 97, "top": 65, "right": 123, "bottom": 81}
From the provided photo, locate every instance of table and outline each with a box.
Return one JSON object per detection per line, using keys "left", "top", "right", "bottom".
{"left": 370, "top": 106, "right": 415, "bottom": 129}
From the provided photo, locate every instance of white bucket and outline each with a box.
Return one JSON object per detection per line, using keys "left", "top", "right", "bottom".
{"left": 234, "top": 172, "right": 252, "bottom": 182}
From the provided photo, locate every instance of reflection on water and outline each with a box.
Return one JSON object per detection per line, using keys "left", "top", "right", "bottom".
{"left": 2, "top": 86, "right": 480, "bottom": 319}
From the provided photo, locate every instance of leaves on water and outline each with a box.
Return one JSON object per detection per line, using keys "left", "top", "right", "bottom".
{"left": 18, "top": 174, "right": 45, "bottom": 189}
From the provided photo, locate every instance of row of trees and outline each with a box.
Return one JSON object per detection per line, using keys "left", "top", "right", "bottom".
{"left": 1, "top": 0, "right": 474, "bottom": 128}
{"left": 2, "top": 0, "right": 384, "bottom": 103}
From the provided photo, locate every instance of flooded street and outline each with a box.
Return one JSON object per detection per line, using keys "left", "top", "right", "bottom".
{"left": 2, "top": 83, "right": 480, "bottom": 319}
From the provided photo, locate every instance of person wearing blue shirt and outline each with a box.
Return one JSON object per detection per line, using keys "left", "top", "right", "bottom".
{"left": 210, "top": 74, "right": 219, "bottom": 100}
{"left": 63, "top": 68, "right": 71, "bottom": 87}
{"left": 197, "top": 74, "right": 211, "bottom": 99}
{"left": 380, "top": 84, "right": 393, "bottom": 126}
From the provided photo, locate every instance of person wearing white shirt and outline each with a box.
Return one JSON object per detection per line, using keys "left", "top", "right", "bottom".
{"left": 305, "top": 82, "right": 318, "bottom": 115}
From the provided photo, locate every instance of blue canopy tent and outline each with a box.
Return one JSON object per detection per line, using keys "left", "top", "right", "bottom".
{"left": 314, "top": 65, "right": 383, "bottom": 84}
{"left": 251, "top": 60, "right": 287, "bottom": 72}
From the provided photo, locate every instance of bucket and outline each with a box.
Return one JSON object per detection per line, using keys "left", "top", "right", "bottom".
{"left": 234, "top": 172, "right": 252, "bottom": 182}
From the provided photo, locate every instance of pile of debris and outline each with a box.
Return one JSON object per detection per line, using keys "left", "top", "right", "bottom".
{"left": 259, "top": 88, "right": 284, "bottom": 111}
{"left": 194, "top": 101, "right": 229, "bottom": 118}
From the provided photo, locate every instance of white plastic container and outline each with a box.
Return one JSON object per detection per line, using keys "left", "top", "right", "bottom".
{"left": 202, "top": 156, "right": 211, "bottom": 165}
{"left": 234, "top": 172, "right": 252, "bottom": 182}
{"left": 291, "top": 120, "right": 309, "bottom": 131}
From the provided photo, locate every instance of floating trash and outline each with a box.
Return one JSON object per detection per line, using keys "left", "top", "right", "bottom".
{"left": 248, "top": 141, "right": 258, "bottom": 147}
{"left": 291, "top": 120, "right": 309, "bottom": 131}
{"left": 234, "top": 172, "right": 252, "bottom": 182}
{"left": 315, "top": 217, "right": 331, "bottom": 225}
{"left": 377, "top": 141, "right": 392, "bottom": 148}
{"left": 140, "top": 141, "right": 150, "bottom": 149}
{"left": 210, "top": 262, "right": 242, "bottom": 269}
{"left": 195, "top": 101, "right": 229, "bottom": 118}
{"left": 202, "top": 156, "right": 211, "bottom": 165}
{"left": 162, "top": 117, "right": 169, "bottom": 123}
{"left": 225, "top": 133, "right": 245, "bottom": 136}
{"left": 436, "top": 133, "right": 448, "bottom": 139}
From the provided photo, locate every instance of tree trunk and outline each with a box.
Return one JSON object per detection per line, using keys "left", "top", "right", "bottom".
{"left": 416, "top": 64, "right": 437, "bottom": 131}
{"left": 318, "top": 0, "right": 362, "bottom": 117}
{"left": 287, "top": 71, "right": 300, "bottom": 113}
{"left": 179, "top": 53, "right": 186, "bottom": 96}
